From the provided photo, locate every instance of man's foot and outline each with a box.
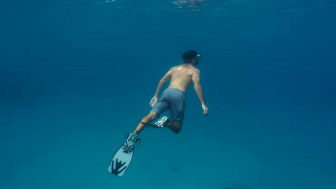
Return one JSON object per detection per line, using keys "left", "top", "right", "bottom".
{"left": 154, "top": 116, "right": 169, "bottom": 128}
{"left": 126, "top": 132, "right": 139, "bottom": 146}
{"left": 122, "top": 132, "right": 140, "bottom": 153}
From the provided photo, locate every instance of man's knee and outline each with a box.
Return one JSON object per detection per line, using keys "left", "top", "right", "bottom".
{"left": 168, "top": 122, "right": 181, "bottom": 134}
{"left": 172, "top": 128, "right": 181, "bottom": 134}
{"left": 147, "top": 112, "right": 158, "bottom": 120}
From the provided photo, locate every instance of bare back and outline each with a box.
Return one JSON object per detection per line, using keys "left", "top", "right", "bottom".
{"left": 168, "top": 64, "right": 199, "bottom": 92}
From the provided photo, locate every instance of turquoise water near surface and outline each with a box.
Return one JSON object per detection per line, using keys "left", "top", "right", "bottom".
{"left": 1, "top": 1, "right": 335, "bottom": 188}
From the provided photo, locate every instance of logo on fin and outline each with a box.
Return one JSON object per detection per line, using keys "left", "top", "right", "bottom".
{"left": 122, "top": 143, "right": 135, "bottom": 153}
{"left": 111, "top": 158, "right": 127, "bottom": 176}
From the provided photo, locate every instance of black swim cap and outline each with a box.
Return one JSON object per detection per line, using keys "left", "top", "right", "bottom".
{"left": 182, "top": 50, "right": 199, "bottom": 63}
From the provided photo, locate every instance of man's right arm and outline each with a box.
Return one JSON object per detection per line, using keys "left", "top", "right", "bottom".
{"left": 192, "top": 70, "right": 209, "bottom": 115}
{"left": 150, "top": 68, "right": 173, "bottom": 107}
{"left": 154, "top": 68, "right": 173, "bottom": 97}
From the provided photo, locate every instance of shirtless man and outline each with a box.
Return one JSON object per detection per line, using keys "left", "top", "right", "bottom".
{"left": 130, "top": 50, "right": 208, "bottom": 138}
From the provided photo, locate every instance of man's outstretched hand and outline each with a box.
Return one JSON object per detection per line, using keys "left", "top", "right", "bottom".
{"left": 150, "top": 97, "right": 158, "bottom": 107}
{"left": 202, "top": 104, "right": 209, "bottom": 115}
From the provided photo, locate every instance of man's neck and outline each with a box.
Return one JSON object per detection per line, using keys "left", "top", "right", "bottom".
{"left": 185, "top": 63, "right": 195, "bottom": 66}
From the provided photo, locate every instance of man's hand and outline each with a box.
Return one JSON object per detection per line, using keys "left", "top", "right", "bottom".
{"left": 202, "top": 104, "right": 209, "bottom": 115}
{"left": 150, "top": 97, "right": 158, "bottom": 107}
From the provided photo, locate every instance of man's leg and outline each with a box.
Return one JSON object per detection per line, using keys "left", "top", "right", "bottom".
{"left": 166, "top": 122, "right": 181, "bottom": 134}
{"left": 134, "top": 112, "right": 158, "bottom": 134}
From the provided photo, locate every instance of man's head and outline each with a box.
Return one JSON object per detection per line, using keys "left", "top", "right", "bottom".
{"left": 182, "top": 50, "right": 201, "bottom": 65}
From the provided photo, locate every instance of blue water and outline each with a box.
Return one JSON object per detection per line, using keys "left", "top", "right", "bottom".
{"left": 1, "top": 0, "right": 336, "bottom": 188}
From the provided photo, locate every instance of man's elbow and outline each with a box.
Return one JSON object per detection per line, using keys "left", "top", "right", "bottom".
{"left": 160, "top": 77, "right": 169, "bottom": 83}
{"left": 194, "top": 83, "right": 202, "bottom": 90}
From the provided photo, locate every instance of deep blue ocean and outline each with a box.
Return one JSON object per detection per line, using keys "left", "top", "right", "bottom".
{"left": 1, "top": 0, "right": 335, "bottom": 189}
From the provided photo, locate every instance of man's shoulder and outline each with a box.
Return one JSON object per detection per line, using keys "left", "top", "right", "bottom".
{"left": 174, "top": 64, "right": 184, "bottom": 68}
{"left": 193, "top": 67, "right": 200, "bottom": 73}
{"left": 171, "top": 65, "right": 179, "bottom": 69}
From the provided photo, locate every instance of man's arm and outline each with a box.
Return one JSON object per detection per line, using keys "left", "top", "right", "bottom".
{"left": 154, "top": 68, "right": 173, "bottom": 97}
{"left": 192, "top": 70, "right": 209, "bottom": 115}
{"left": 150, "top": 68, "right": 173, "bottom": 107}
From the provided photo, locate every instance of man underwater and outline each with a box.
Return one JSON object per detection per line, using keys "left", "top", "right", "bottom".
{"left": 131, "top": 50, "right": 209, "bottom": 139}
{"left": 108, "top": 50, "right": 209, "bottom": 176}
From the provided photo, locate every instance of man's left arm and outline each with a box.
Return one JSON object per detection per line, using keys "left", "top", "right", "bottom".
{"left": 192, "top": 70, "right": 209, "bottom": 115}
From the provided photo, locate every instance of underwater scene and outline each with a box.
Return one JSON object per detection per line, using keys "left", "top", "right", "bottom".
{"left": 1, "top": 0, "right": 336, "bottom": 188}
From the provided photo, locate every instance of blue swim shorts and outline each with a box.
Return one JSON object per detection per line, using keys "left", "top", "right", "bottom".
{"left": 150, "top": 88, "right": 186, "bottom": 125}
